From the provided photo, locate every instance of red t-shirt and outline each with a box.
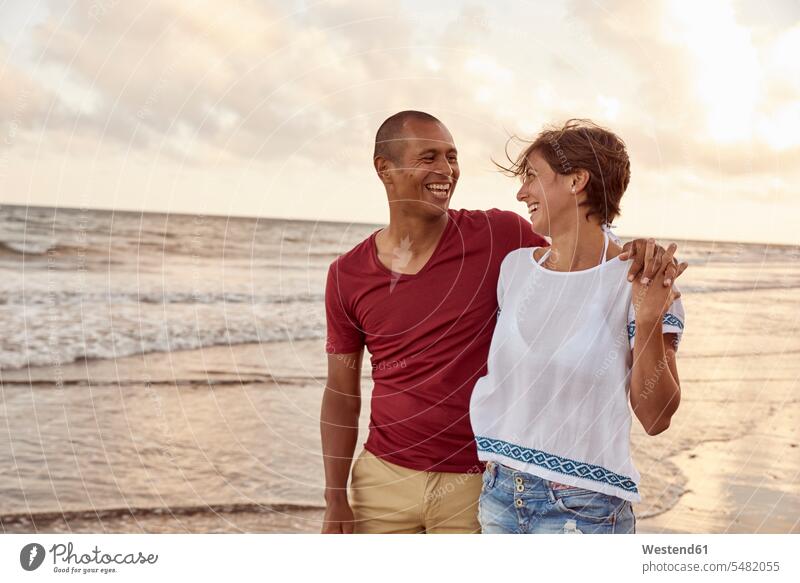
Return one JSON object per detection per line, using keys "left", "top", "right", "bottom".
{"left": 325, "top": 208, "right": 548, "bottom": 472}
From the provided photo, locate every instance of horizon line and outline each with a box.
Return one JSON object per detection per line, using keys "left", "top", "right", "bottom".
{"left": 1, "top": 202, "right": 796, "bottom": 249}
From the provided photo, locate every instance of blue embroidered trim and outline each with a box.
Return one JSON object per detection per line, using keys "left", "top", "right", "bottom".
{"left": 628, "top": 312, "right": 684, "bottom": 340}
{"left": 475, "top": 436, "right": 639, "bottom": 494}
{"left": 662, "top": 313, "right": 684, "bottom": 329}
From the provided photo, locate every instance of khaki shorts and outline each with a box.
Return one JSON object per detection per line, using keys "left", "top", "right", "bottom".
{"left": 348, "top": 448, "right": 482, "bottom": 534}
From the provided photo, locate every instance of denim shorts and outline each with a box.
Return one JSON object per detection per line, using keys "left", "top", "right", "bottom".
{"left": 478, "top": 461, "right": 636, "bottom": 534}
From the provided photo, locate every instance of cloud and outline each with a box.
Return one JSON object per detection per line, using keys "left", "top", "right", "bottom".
{"left": 1, "top": 0, "right": 798, "bottom": 243}
{"left": 18, "top": 1, "right": 798, "bottom": 166}
{"left": 556, "top": 0, "right": 800, "bottom": 182}
{"left": 0, "top": 44, "right": 55, "bottom": 128}
{"left": 17, "top": 0, "right": 425, "bottom": 163}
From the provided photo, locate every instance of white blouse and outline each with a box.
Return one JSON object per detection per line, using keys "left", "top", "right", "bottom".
{"left": 469, "top": 231, "right": 685, "bottom": 502}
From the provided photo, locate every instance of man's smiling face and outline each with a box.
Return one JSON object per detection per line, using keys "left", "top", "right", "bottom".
{"left": 382, "top": 118, "right": 459, "bottom": 217}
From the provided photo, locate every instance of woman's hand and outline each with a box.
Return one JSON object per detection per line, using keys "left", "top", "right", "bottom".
{"left": 631, "top": 241, "right": 682, "bottom": 323}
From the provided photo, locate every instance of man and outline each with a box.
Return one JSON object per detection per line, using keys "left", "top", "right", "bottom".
{"left": 320, "top": 111, "right": 686, "bottom": 534}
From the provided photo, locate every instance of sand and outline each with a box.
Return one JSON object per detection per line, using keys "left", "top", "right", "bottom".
{"left": 3, "top": 328, "right": 798, "bottom": 533}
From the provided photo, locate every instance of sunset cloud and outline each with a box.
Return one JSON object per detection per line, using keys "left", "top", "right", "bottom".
{"left": 0, "top": 0, "right": 797, "bottom": 244}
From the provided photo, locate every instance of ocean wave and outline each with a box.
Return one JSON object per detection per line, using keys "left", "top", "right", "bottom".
{"left": 3, "top": 375, "right": 323, "bottom": 388}
{"left": 0, "top": 240, "right": 58, "bottom": 256}
{"left": 679, "top": 283, "right": 800, "bottom": 294}
{"left": 0, "top": 502, "right": 325, "bottom": 526}
{"left": 0, "top": 289, "right": 324, "bottom": 306}
{"left": 0, "top": 324, "right": 326, "bottom": 371}
{"left": 0, "top": 296, "right": 327, "bottom": 371}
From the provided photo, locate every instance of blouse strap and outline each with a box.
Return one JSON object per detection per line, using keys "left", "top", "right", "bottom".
{"left": 536, "top": 247, "right": 551, "bottom": 265}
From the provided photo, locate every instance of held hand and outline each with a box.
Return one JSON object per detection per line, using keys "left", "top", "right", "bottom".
{"left": 620, "top": 238, "right": 688, "bottom": 286}
{"left": 322, "top": 498, "right": 355, "bottom": 534}
{"left": 631, "top": 243, "right": 682, "bottom": 323}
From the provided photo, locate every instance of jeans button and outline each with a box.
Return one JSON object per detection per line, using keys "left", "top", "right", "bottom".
{"left": 515, "top": 499, "right": 524, "bottom": 508}
{"left": 516, "top": 484, "right": 524, "bottom": 492}
{"left": 515, "top": 477, "right": 523, "bottom": 484}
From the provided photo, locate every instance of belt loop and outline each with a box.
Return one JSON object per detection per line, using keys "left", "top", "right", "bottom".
{"left": 545, "top": 479, "right": 557, "bottom": 504}
{"left": 487, "top": 460, "right": 498, "bottom": 488}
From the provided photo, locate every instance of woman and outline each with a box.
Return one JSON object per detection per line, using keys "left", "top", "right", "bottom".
{"left": 469, "top": 119, "right": 687, "bottom": 534}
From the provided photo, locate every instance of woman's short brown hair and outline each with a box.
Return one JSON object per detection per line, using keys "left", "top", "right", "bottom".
{"left": 498, "top": 119, "right": 631, "bottom": 225}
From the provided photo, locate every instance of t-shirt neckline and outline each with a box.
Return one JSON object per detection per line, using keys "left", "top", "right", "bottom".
{"left": 370, "top": 211, "right": 454, "bottom": 279}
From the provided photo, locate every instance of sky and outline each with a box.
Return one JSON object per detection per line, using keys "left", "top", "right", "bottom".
{"left": 1, "top": 0, "right": 799, "bottom": 244}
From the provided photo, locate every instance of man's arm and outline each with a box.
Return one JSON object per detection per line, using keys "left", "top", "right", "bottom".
{"left": 320, "top": 349, "right": 364, "bottom": 533}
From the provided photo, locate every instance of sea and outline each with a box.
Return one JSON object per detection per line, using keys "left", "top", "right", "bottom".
{"left": 1, "top": 203, "right": 798, "bottom": 532}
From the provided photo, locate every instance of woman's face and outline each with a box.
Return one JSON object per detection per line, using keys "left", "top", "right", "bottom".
{"left": 515, "top": 149, "right": 573, "bottom": 237}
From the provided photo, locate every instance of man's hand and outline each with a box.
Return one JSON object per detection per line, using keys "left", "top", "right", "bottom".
{"left": 620, "top": 238, "right": 688, "bottom": 286}
{"left": 322, "top": 497, "right": 355, "bottom": 534}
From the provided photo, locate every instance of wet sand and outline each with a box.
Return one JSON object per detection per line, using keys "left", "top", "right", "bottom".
{"left": 638, "top": 399, "right": 800, "bottom": 534}
{"left": 4, "top": 320, "right": 799, "bottom": 533}
{"left": 0, "top": 340, "right": 360, "bottom": 534}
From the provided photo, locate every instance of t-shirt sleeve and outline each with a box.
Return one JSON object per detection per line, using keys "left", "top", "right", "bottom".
{"left": 508, "top": 211, "right": 549, "bottom": 249}
{"left": 324, "top": 260, "right": 365, "bottom": 354}
{"left": 627, "top": 283, "right": 686, "bottom": 352}
{"left": 487, "top": 209, "right": 549, "bottom": 252}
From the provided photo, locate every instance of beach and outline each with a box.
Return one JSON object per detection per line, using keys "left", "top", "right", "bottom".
{"left": 1, "top": 204, "right": 798, "bottom": 533}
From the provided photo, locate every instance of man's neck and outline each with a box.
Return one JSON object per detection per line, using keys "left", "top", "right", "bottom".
{"left": 381, "top": 208, "right": 449, "bottom": 253}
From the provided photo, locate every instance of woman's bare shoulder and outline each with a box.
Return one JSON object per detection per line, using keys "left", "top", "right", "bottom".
{"left": 607, "top": 241, "right": 625, "bottom": 261}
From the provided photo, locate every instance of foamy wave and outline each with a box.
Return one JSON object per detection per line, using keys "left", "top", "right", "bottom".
{"left": 0, "top": 501, "right": 325, "bottom": 526}
{"left": 0, "top": 301, "right": 327, "bottom": 371}
{"left": 0, "top": 289, "right": 323, "bottom": 306}
{"left": 0, "top": 240, "right": 57, "bottom": 256}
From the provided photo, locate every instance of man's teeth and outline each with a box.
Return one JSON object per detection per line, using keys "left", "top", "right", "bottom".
{"left": 528, "top": 203, "right": 540, "bottom": 213}
{"left": 427, "top": 184, "right": 451, "bottom": 198}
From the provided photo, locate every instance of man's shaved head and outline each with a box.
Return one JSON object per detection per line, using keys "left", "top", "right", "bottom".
{"left": 374, "top": 110, "right": 443, "bottom": 162}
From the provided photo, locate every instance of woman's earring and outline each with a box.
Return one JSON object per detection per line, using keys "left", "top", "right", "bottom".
{"left": 571, "top": 185, "right": 576, "bottom": 194}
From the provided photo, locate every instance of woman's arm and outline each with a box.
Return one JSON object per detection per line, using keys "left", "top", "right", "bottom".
{"left": 629, "top": 240, "right": 683, "bottom": 435}
{"left": 630, "top": 329, "right": 681, "bottom": 435}
{"left": 664, "top": 332, "right": 680, "bottom": 386}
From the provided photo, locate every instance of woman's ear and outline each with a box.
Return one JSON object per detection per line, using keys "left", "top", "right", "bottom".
{"left": 569, "top": 169, "right": 590, "bottom": 195}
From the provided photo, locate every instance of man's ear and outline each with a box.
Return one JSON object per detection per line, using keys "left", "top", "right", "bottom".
{"left": 374, "top": 156, "right": 393, "bottom": 186}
